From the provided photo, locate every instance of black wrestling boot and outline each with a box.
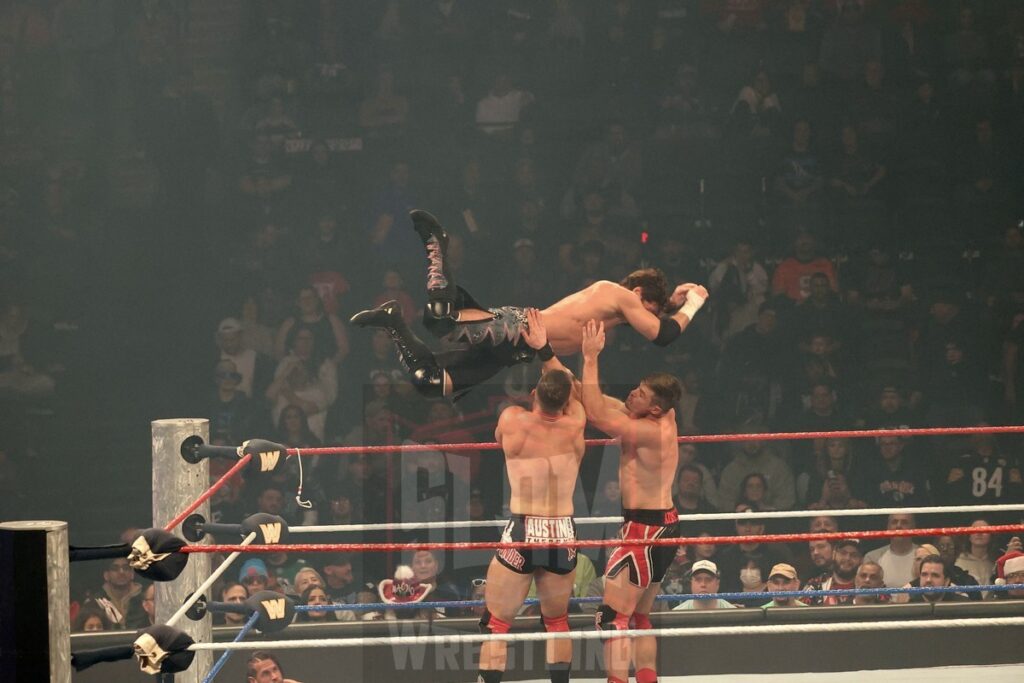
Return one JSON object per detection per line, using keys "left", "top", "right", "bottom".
{"left": 410, "top": 209, "right": 459, "bottom": 326}
{"left": 350, "top": 300, "right": 446, "bottom": 398}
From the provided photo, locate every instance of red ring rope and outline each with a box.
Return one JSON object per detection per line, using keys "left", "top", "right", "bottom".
{"left": 164, "top": 453, "right": 252, "bottom": 532}
{"left": 282, "top": 424, "right": 1024, "bottom": 456}
{"left": 182, "top": 523, "right": 1024, "bottom": 554}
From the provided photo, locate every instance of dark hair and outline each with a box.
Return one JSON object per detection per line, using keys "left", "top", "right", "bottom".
{"left": 536, "top": 369, "right": 572, "bottom": 413}
{"left": 918, "top": 554, "right": 946, "bottom": 577}
{"left": 641, "top": 372, "right": 682, "bottom": 411}
{"left": 220, "top": 581, "right": 246, "bottom": 599}
{"left": 247, "top": 652, "right": 284, "bottom": 679}
{"left": 72, "top": 602, "right": 115, "bottom": 632}
{"left": 677, "top": 463, "right": 703, "bottom": 483}
{"left": 621, "top": 268, "right": 670, "bottom": 310}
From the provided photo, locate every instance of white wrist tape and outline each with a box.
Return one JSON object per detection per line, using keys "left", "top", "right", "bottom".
{"left": 680, "top": 292, "right": 706, "bottom": 320}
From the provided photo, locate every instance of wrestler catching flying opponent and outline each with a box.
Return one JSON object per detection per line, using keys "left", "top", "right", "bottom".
{"left": 580, "top": 319, "right": 681, "bottom": 683}
{"left": 350, "top": 210, "right": 708, "bottom": 398}
{"left": 478, "top": 310, "right": 586, "bottom": 683}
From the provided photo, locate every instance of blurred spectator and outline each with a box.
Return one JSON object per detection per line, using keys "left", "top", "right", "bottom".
{"left": 132, "top": 583, "right": 156, "bottom": 628}
{"left": 475, "top": 71, "right": 534, "bottom": 138}
{"left": 826, "top": 125, "right": 888, "bottom": 250}
{"left": 851, "top": 561, "right": 887, "bottom": 605}
{"left": 358, "top": 65, "right": 409, "bottom": 138}
{"left": 674, "top": 463, "right": 716, "bottom": 516}
{"left": 942, "top": 428, "right": 1024, "bottom": 506}
{"left": 797, "top": 538, "right": 835, "bottom": 585}
{"left": 846, "top": 60, "right": 898, "bottom": 156}
{"left": 729, "top": 69, "right": 782, "bottom": 142}
{"left": 793, "top": 271, "right": 855, "bottom": 350}
{"left": 716, "top": 507, "right": 792, "bottom": 594}
{"left": 275, "top": 286, "right": 349, "bottom": 363}
{"left": 207, "top": 359, "right": 258, "bottom": 446}
{"left": 994, "top": 548, "right": 1024, "bottom": 600}
{"left": 275, "top": 404, "right": 321, "bottom": 448}
{"left": 215, "top": 316, "right": 274, "bottom": 400}
{"left": 860, "top": 383, "right": 918, "bottom": 430}
{"left": 910, "top": 555, "right": 969, "bottom": 603}
{"left": 502, "top": 238, "right": 554, "bottom": 308}
{"left": 718, "top": 437, "right": 795, "bottom": 512}
{"left": 736, "top": 472, "right": 773, "bottom": 511}
{"left": 72, "top": 601, "right": 116, "bottom": 633}
{"left": 220, "top": 582, "right": 249, "bottom": 626}
{"left": 367, "top": 159, "right": 419, "bottom": 273}
{"left": 239, "top": 559, "right": 271, "bottom": 596}
{"left": 802, "top": 437, "right": 866, "bottom": 510}
{"left": 671, "top": 560, "right": 736, "bottom": 611}
{"left": 771, "top": 234, "right": 837, "bottom": 302}
{"left": 819, "top": 0, "right": 881, "bottom": 83}
{"left": 238, "top": 293, "right": 277, "bottom": 358}
{"left": 858, "top": 435, "right": 929, "bottom": 507}
{"left": 772, "top": 121, "right": 825, "bottom": 238}
{"left": 953, "top": 118, "right": 1013, "bottom": 238}
{"left": 294, "top": 585, "right": 339, "bottom": 623}
{"left": 293, "top": 567, "right": 325, "bottom": 596}
{"left": 658, "top": 533, "right": 719, "bottom": 610}
{"left": 572, "top": 120, "right": 643, "bottom": 198}
{"left": 955, "top": 519, "right": 998, "bottom": 588}
{"left": 93, "top": 558, "right": 145, "bottom": 629}
{"left": 894, "top": 543, "right": 979, "bottom": 604}
{"left": 803, "top": 538, "right": 861, "bottom": 606}
{"left": 0, "top": 300, "right": 57, "bottom": 399}
{"left": 267, "top": 326, "right": 338, "bottom": 441}
{"left": 944, "top": 6, "right": 995, "bottom": 90}
{"left": 317, "top": 553, "right": 357, "bottom": 603}
{"left": 761, "top": 563, "right": 807, "bottom": 608}
{"left": 677, "top": 444, "right": 719, "bottom": 510}
{"left": 708, "top": 239, "right": 769, "bottom": 341}
{"left": 863, "top": 513, "right": 920, "bottom": 587}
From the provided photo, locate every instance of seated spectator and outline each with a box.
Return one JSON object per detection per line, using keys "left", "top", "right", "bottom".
{"left": 214, "top": 316, "right": 274, "bottom": 400}
{"left": 794, "top": 272, "right": 855, "bottom": 349}
{"left": 942, "top": 427, "right": 1024, "bottom": 506}
{"left": 772, "top": 122, "right": 825, "bottom": 239}
{"left": 274, "top": 286, "right": 348, "bottom": 364}
{"left": 851, "top": 561, "right": 887, "bottom": 605}
{"left": 0, "top": 300, "right": 57, "bottom": 399}
{"left": 716, "top": 507, "right": 792, "bottom": 594}
{"left": 293, "top": 567, "right": 325, "bottom": 596}
{"left": 267, "top": 327, "right": 338, "bottom": 442}
{"left": 910, "top": 555, "right": 969, "bottom": 603}
{"left": 357, "top": 65, "right": 409, "bottom": 137}
{"left": 658, "top": 533, "right": 718, "bottom": 610}
{"left": 796, "top": 538, "right": 835, "bottom": 586}
{"left": 708, "top": 239, "right": 769, "bottom": 341}
{"left": 207, "top": 359, "right": 258, "bottom": 446}
{"left": 254, "top": 97, "right": 299, "bottom": 149}
{"left": 803, "top": 538, "right": 862, "bottom": 606}
{"left": 678, "top": 444, "right": 719, "bottom": 510}
{"left": 317, "top": 553, "right": 357, "bottom": 604}
{"left": 95, "top": 558, "right": 145, "bottom": 629}
{"left": 944, "top": 6, "right": 996, "bottom": 90}
{"left": 800, "top": 437, "right": 862, "bottom": 509}
{"left": 771, "top": 234, "right": 837, "bottom": 303}
{"left": 674, "top": 463, "right": 716, "bottom": 516}
{"left": 737, "top": 473, "right": 774, "bottom": 511}
{"left": 953, "top": 118, "right": 1012, "bottom": 239}
{"left": 827, "top": 125, "right": 888, "bottom": 250}
{"left": 239, "top": 558, "right": 271, "bottom": 596}
{"left": 857, "top": 435, "right": 930, "bottom": 507}
{"left": 275, "top": 404, "right": 321, "bottom": 448}
{"left": 134, "top": 584, "right": 156, "bottom": 628}
{"left": 671, "top": 560, "right": 736, "bottom": 611}
{"left": 219, "top": 582, "right": 249, "bottom": 626}
{"left": 294, "top": 585, "right": 338, "bottom": 623}
{"left": 955, "top": 519, "right": 998, "bottom": 589}
{"left": 72, "top": 601, "right": 116, "bottom": 633}
{"left": 894, "top": 543, "right": 979, "bottom": 604}
{"left": 718, "top": 437, "right": 796, "bottom": 511}
{"left": 845, "top": 245, "right": 916, "bottom": 316}
{"left": 994, "top": 550, "right": 1024, "bottom": 600}
{"left": 245, "top": 652, "right": 303, "bottom": 683}
{"left": 864, "top": 513, "right": 920, "bottom": 587}
{"left": 762, "top": 563, "right": 807, "bottom": 608}
{"left": 475, "top": 72, "right": 534, "bottom": 138}
{"left": 819, "top": 0, "right": 881, "bottom": 83}
{"left": 860, "top": 384, "right": 918, "bottom": 429}
{"left": 847, "top": 60, "right": 898, "bottom": 155}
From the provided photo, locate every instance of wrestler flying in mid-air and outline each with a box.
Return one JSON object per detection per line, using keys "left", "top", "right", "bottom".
{"left": 350, "top": 210, "right": 708, "bottom": 398}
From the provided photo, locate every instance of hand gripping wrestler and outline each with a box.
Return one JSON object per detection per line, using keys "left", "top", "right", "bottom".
{"left": 350, "top": 210, "right": 708, "bottom": 398}
{"left": 580, "top": 319, "right": 682, "bottom": 683}
{"left": 478, "top": 309, "right": 586, "bottom": 683}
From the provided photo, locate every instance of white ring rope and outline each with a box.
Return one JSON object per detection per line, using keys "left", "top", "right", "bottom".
{"left": 188, "top": 616, "right": 1024, "bottom": 651}
{"left": 167, "top": 531, "right": 258, "bottom": 627}
{"left": 289, "top": 502, "right": 1024, "bottom": 534}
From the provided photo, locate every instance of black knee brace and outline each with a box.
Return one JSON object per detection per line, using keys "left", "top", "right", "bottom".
{"left": 410, "top": 366, "right": 447, "bottom": 398}
{"left": 594, "top": 604, "right": 631, "bottom": 631}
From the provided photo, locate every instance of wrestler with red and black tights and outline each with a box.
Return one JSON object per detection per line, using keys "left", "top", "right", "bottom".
{"left": 580, "top": 319, "right": 682, "bottom": 683}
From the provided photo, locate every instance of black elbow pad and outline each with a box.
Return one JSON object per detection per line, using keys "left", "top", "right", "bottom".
{"left": 653, "top": 318, "right": 681, "bottom": 346}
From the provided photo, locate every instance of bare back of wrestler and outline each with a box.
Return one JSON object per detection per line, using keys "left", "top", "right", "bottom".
{"left": 478, "top": 310, "right": 586, "bottom": 683}
{"left": 579, "top": 320, "right": 681, "bottom": 683}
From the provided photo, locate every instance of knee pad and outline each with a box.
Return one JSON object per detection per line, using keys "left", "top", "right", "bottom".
{"left": 422, "top": 303, "right": 456, "bottom": 337}
{"left": 541, "top": 613, "right": 570, "bottom": 633}
{"left": 594, "top": 604, "right": 631, "bottom": 632}
{"left": 632, "top": 613, "right": 652, "bottom": 630}
{"left": 479, "top": 610, "right": 512, "bottom": 635}
{"left": 411, "top": 366, "right": 446, "bottom": 398}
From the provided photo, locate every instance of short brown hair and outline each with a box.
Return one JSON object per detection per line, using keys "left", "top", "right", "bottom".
{"left": 642, "top": 372, "right": 682, "bottom": 411}
{"left": 536, "top": 369, "right": 572, "bottom": 413}
{"left": 247, "top": 652, "right": 283, "bottom": 680}
{"left": 621, "top": 268, "right": 670, "bottom": 310}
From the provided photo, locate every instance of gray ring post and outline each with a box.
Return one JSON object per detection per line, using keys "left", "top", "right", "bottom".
{"left": 152, "top": 419, "right": 213, "bottom": 682}
{"left": 0, "top": 520, "right": 71, "bottom": 683}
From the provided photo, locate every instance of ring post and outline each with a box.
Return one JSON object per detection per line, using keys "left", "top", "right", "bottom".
{"left": 0, "top": 520, "right": 71, "bottom": 683}
{"left": 153, "top": 419, "right": 212, "bottom": 681}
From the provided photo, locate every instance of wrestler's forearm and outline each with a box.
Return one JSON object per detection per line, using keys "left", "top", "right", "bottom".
{"left": 580, "top": 357, "right": 606, "bottom": 419}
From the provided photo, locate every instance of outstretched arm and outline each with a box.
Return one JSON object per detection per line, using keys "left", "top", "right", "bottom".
{"left": 522, "top": 307, "right": 572, "bottom": 374}
{"left": 580, "top": 320, "right": 632, "bottom": 436}
{"left": 620, "top": 284, "right": 708, "bottom": 347}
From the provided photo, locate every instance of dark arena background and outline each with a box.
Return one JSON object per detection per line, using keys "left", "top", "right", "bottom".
{"left": 1, "top": 1, "right": 1024, "bottom": 682}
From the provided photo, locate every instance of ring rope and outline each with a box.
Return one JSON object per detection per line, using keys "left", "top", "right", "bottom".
{"left": 277, "top": 583, "right": 1024, "bottom": 615}
{"left": 290, "top": 502, "right": 1024, "bottom": 534}
{"left": 186, "top": 616, "right": 1024, "bottom": 651}
{"left": 281, "top": 424, "right": 1024, "bottom": 456}
{"left": 166, "top": 531, "right": 257, "bottom": 627}
{"left": 164, "top": 453, "right": 252, "bottom": 533}
{"left": 201, "top": 611, "right": 260, "bottom": 683}
{"left": 181, "top": 523, "right": 1024, "bottom": 554}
